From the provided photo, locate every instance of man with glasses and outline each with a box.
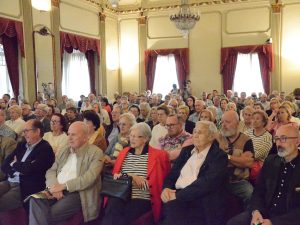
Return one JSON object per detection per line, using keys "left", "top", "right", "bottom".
{"left": 228, "top": 125, "right": 300, "bottom": 225}
{"left": 158, "top": 114, "right": 192, "bottom": 161}
{"left": 0, "top": 119, "right": 55, "bottom": 211}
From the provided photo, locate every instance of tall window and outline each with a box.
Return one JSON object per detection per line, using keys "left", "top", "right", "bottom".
{"left": 0, "top": 44, "right": 13, "bottom": 97}
{"left": 62, "top": 50, "right": 90, "bottom": 101}
{"left": 152, "top": 54, "right": 178, "bottom": 97}
{"left": 233, "top": 53, "right": 264, "bottom": 96}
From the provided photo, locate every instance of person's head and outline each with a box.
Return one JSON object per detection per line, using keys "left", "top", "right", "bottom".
{"left": 226, "top": 90, "right": 233, "bottom": 99}
{"left": 139, "top": 102, "right": 151, "bottom": 118}
{"left": 66, "top": 107, "right": 77, "bottom": 120}
{"left": 274, "top": 125, "right": 300, "bottom": 160}
{"left": 150, "top": 107, "right": 158, "bottom": 121}
{"left": 260, "top": 93, "right": 268, "bottom": 103}
{"left": 168, "top": 99, "right": 178, "bottom": 110}
{"left": 0, "top": 109, "right": 6, "bottom": 124}
{"left": 2, "top": 94, "right": 10, "bottom": 103}
{"left": 92, "top": 103, "right": 101, "bottom": 113}
{"left": 21, "top": 104, "right": 32, "bottom": 116}
{"left": 83, "top": 110, "right": 100, "bottom": 133}
{"left": 193, "top": 121, "right": 217, "bottom": 151}
{"left": 178, "top": 105, "right": 190, "bottom": 121}
{"left": 8, "top": 105, "right": 22, "bottom": 121}
{"left": 270, "top": 98, "right": 280, "bottom": 110}
{"left": 202, "top": 92, "right": 207, "bottom": 100}
{"left": 62, "top": 95, "right": 68, "bottom": 103}
{"left": 277, "top": 105, "right": 291, "bottom": 123}
{"left": 119, "top": 113, "right": 136, "bottom": 135}
{"left": 200, "top": 109, "right": 215, "bottom": 122}
{"left": 88, "top": 93, "right": 96, "bottom": 102}
{"left": 225, "top": 102, "right": 237, "bottom": 112}
{"left": 220, "top": 98, "right": 229, "bottom": 110}
{"left": 23, "top": 119, "right": 43, "bottom": 145}
{"left": 280, "top": 91, "right": 285, "bottom": 100}
{"left": 207, "top": 93, "right": 212, "bottom": 100}
{"left": 172, "top": 84, "right": 177, "bottom": 89}
{"left": 111, "top": 105, "right": 121, "bottom": 122}
{"left": 68, "top": 121, "right": 89, "bottom": 150}
{"left": 244, "top": 97, "right": 254, "bottom": 108}
{"left": 252, "top": 110, "right": 268, "bottom": 129}
{"left": 165, "top": 114, "right": 184, "bottom": 137}
{"left": 0, "top": 99, "right": 6, "bottom": 109}
{"left": 164, "top": 95, "right": 171, "bottom": 105}
{"left": 129, "top": 104, "right": 140, "bottom": 119}
{"left": 186, "top": 96, "right": 195, "bottom": 109}
{"left": 9, "top": 98, "right": 17, "bottom": 107}
{"left": 129, "top": 122, "right": 152, "bottom": 149}
{"left": 35, "top": 104, "right": 48, "bottom": 119}
{"left": 213, "top": 96, "right": 220, "bottom": 107}
{"left": 139, "top": 95, "right": 147, "bottom": 104}
{"left": 194, "top": 100, "right": 205, "bottom": 113}
{"left": 281, "top": 101, "right": 296, "bottom": 115}
{"left": 254, "top": 102, "right": 264, "bottom": 111}
{"left": 101, "top": 97, "right": 109, "bottom": 107}
{"left": 50, "top": 113, "right": 68, "bottom": 133}
{"left": 221, "top": 111, "right": 239, "bottom": 138}
{"left": 293, "top": 88, "right": 300, "bottom": 100}
{"left": 157, "top": 105, "right": 170, "bottom": 125}
{"left": 207, "top": 106, "right": 217, "bottom": 122}
{"left": 212, "top": 90, "right": 218, "bottom": 97}
{"left": 242, "top": 106, "right": 254, "bottom": 124}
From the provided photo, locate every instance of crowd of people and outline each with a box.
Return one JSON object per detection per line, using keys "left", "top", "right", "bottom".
{"left": 0, "top": 85, "right": 300, "bottom": 225}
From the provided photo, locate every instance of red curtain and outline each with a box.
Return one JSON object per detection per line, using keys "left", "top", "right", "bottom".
{"left": 144, "top": 48, "right": 189, "bottom": 91}
{"left": 220, "top": 44, "right": 273, "bottom": 94}
{"left": 60, "top": 32, "right": 100, "bottom": 94}
{"left": 0, "top": 17, "right": 24, "bottom": 98}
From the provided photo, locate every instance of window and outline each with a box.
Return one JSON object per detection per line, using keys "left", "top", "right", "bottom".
{"left": 62, "top": 50, "right": 90, "bottom": 101}
{"left": 233, "top": 53, "right": 264, "bottom": 96}
{"left": 0, "top": 44, "right": 13, "bottom": 97}
{"left": 152, "top": 54, "right": 179, "bottom": 97}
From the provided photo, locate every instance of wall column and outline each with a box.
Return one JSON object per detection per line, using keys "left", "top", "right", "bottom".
{"left": 99, "top": 11, "right": 107, "bottom": 95}
{"left": 138, "top": 13, "right": 147, "bottom": 93}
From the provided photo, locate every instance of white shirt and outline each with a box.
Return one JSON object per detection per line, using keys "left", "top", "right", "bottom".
{"left": 175, "top": 145, "right": 211, "bottom": 189}
{"left": 149, "top": 123, "right": 168, "bottom": 149}
{"left": 57, "top": 151, "right": 77, "bottom": 185}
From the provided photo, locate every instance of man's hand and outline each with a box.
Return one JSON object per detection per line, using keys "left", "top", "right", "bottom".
{"left": 52, "top": 191, "right": 64, "bottom": 200}
{"left": 251, "top": 210, "right": 264, "bottom": 225}
{"left": 161, "top": 188, "right": 176, "bottom": 203}
{"left": 262, "top": 219, "right": 273, "bottom": 225}
{"left": 49, "top": 183, "right": 66, "bottom": 193}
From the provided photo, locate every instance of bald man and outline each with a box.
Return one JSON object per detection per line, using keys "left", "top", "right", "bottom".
{"left": 228, "top": 125, "right": 300, "bottom": 225}
{"left": 217, "top": 111, "right": 254, "bottom": 208}
{"left": 29, "top": 121, "right": 104, "bottom": 225}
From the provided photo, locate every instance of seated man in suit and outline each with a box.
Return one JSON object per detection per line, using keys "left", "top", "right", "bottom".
{"left": 161, "top": 121, "right": 228, "bottom": 225}
{"left": 228, "top": 125, "right": 300, "bottom": 225}
{"left": 35, "top": 104, "right": 51, "bottom": 133}
{"left": 0, "top": 119, "right": 55, "bottom": 211}
{"left": 29, "top": 121, "right": 104, "bottom": 224}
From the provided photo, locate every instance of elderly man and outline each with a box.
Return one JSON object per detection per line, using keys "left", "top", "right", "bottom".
{"left": 0, "top": 120, "right": 54, "bottom": 211}
{"left": 161, "top": 121, "right": 228, "bottom": 225}
{"left": 35, "top": 104, "right": 51, "bottom": 132}
{"left": 159, "top": 114, "right": 193, "bottom": 161}
{"left": 29, "top": 121, "right": 104, "bottom": 224}
{"left": 0, "top": 109, "right": 16, "bottom": 140}
{"left": 217, "top": 111, "right": 254, "bottom": 208}
{"left": 21, "top": 103, "right": 36, "bottom": 122}
{"left": 0, "top": 135, "right": 17, "bottom": 181}
{"left": 188, "top": 100, "right": 205, "bottom": 123}
{"left": 228, "top": 125, "right": 300, "bottom": 225}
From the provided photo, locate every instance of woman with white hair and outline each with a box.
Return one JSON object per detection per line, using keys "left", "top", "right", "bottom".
{"left": 102, "top": 122, "right": 171, "bottom": 225}
{"left": 5, "top": 105, "right": 25, "bottom": 136}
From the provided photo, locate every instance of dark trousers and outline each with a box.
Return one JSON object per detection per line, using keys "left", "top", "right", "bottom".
{"left": 226, "top": 211, "right": 252, "bottom": 225}
{"left": 0, "top": 181, "right": 22, "bottom": 212}
{"left": 102, "top": 197, "right": 151, "bottom": 225}
{"left": 29, "top": 192, "right": 81, "bottom": 225}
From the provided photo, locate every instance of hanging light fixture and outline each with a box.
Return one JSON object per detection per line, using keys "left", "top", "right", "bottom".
{"left": 170, "top": 0, "right": 200, "bottom": 37}
{"left": 31, "top": 0, "right": 52, "bottom": 11}
{"left": 108, "top": 0, "right": 119, "bottom": 8}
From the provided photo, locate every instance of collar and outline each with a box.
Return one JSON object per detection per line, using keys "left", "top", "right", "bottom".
{"left": 282, "top": 151, "right": 300, "bottom": 168}
{"left": 191, "top": 144, "right": 211, "bottom": 158}
{"left": 128, "top": 144, "right": 149, "bottom": 155}
{"left": 26, "top": 138, "right": 42, "bottom": 150}
{"left": 70, "top": 143, "right": 89, "bottom": 156}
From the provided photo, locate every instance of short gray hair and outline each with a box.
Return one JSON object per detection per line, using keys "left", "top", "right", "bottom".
{"left": 195, "top": 121, "right": 218, "bottom": 135}
{"left": 130, "top": 122, "right": 152, "bottom": 140}
{"left": 119, "top": 112, "right": 136, "bottom": 126}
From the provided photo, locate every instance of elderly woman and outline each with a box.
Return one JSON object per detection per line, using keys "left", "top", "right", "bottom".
{"left": 139, "top": 102, "right": 151, "bottom": 122}
{"left": 83, "top": 110, "right": 107, "bottom": 151}
{"left": 5, "top": 105, "right": 25, "bottom": 136}
{"left": 147, "top": 107, "right": 159, "bottom": 130}
{"left": 105, "top": 113, "right": 136, "bottom": 165}
{"left": 102, "top": 122, "right": 171, "bottom": 225}
{"left": 238, "top": 106, "right": 254, "bottom": 133}
{"left": 43, "top": 113, "right": 68, "bottom": 156}
{"left": 200, "top": 109, "right": 215, "bottom": 122}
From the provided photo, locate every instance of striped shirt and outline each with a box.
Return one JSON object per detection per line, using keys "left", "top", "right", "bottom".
{"left": 244, "top": 129, "right": 272, "bottom": 161}
{"left": 121, "top": 147, "right": 150, "bottom": 200}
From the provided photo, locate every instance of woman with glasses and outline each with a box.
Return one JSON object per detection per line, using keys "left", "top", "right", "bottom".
{"left": 102, "top": 122, "right": 170, "bottom": 225}
{"left": 43, "top": 113, "right": 68, "bottom": 156}
{"left": 104, "top": 113, "right": 136, "bottom": 166}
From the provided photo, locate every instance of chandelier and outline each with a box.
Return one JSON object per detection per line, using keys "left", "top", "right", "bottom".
{"left": 108, "top": 0, "right": 119, "bottom": 8}
{"left": 170, "top": 0, "right": 200, "bottom": 37}
{"left": 31, "top": 0, "right": 51, "bottom": 11}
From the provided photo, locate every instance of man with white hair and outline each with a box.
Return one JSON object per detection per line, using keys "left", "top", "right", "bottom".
{"left": 35, "top": 104, "right": 51, "bottom": 133}
{"left": 22, "top": 103, "right": 36, "bottom": 122}
{"left": 162, "top": 121, "right": 228, "bottom": 225}
{"left": 188, "top": 100, "right": 205, "bottom": 123}
{"left": 259, "top": 93, "right": 270, "bottom": 111}
{"left": 29, "top": 121, "right": 104, "bottom": 224}
{"left": 228, "top": 125, "right": 300, "bottom": 225}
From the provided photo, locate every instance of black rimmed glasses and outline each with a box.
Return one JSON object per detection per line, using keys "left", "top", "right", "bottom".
{"left": 22, "top": 128, "right": 37, "bottom": 134}
{"left": 274, "top": 136, "right": 298, "bottom": 143}
{"left": 165, "top": 123, "right": 179, "bottom": 129}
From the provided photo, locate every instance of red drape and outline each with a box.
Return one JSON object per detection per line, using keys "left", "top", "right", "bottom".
{"left": 60, "top": 32, "right": 100, "bottom": 94}
{"left": 144, "top": 48, "right": 189, "bottom": 91}
{"left": 0, "top": 17, "right": 25, "bottom": 98}
{"left": 220, "top": 44, "right": 273, "bottom": 94}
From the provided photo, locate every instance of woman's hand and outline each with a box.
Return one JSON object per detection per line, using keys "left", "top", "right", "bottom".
{"left": 132, "top": 175, "right": 147, "bottom": 189}
{"left": 113, "top": 173, "right": 122, "bottom": 180}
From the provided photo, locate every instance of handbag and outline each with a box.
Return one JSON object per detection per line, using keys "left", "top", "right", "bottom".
{"left": 101, "top": 173, "right": 132, "bottom": 201}
{"left": 250, "top": 160, "right": 263, "bottom": 183}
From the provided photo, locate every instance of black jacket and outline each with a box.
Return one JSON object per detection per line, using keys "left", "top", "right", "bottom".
{"left": 2, "top": 139, "right": 55, "bottom": 200}
{"left": 250, "top": 153, "right": 300, "bottom": 225}
{"left": 164, "top": 140, "right": 228, "bottom": 225}
{"left": 184, "top": 120, "right": 195, "bottom": 134}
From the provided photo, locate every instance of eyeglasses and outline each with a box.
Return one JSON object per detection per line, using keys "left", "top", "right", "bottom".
{"left": 51, "top": 120, "right": 60, "bottom": 124}
{"left": 274, "top": 136, "right": 298, "bottom": 143}
{"left": 165, "top": 123, "right": 178, "bottom": 129}
{"left": 22, "top": 128, "right": 37, "bottom": 134}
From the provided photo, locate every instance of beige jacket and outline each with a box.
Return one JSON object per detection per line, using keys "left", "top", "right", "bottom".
{"left": 46, "top": 143, "right": 104, "bottom": 222}
{"left": 0, "top": 136, "right": 17, "bottom": 181}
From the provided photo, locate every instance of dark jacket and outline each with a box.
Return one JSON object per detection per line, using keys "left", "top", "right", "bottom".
{"left": 184, "top": 120, "right": 195, "bottom": 134}
{"left": 2, "top": 139, "right": 55, "bottom": 200}
{"left": 163, "top": 140, "right": 228, "bottom": 225}
{"left": 41, "top": 117, "right": 51, "bottom": 133}
{"left": 250, "top": 153, "right": 300, "bottom": 225}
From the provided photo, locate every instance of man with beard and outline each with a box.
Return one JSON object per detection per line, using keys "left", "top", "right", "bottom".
{"left": 217, "top": 111, "right": 254, "bottom": 208}
{"left": 228, "top": 125, "right": 300, "bottom": 225}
